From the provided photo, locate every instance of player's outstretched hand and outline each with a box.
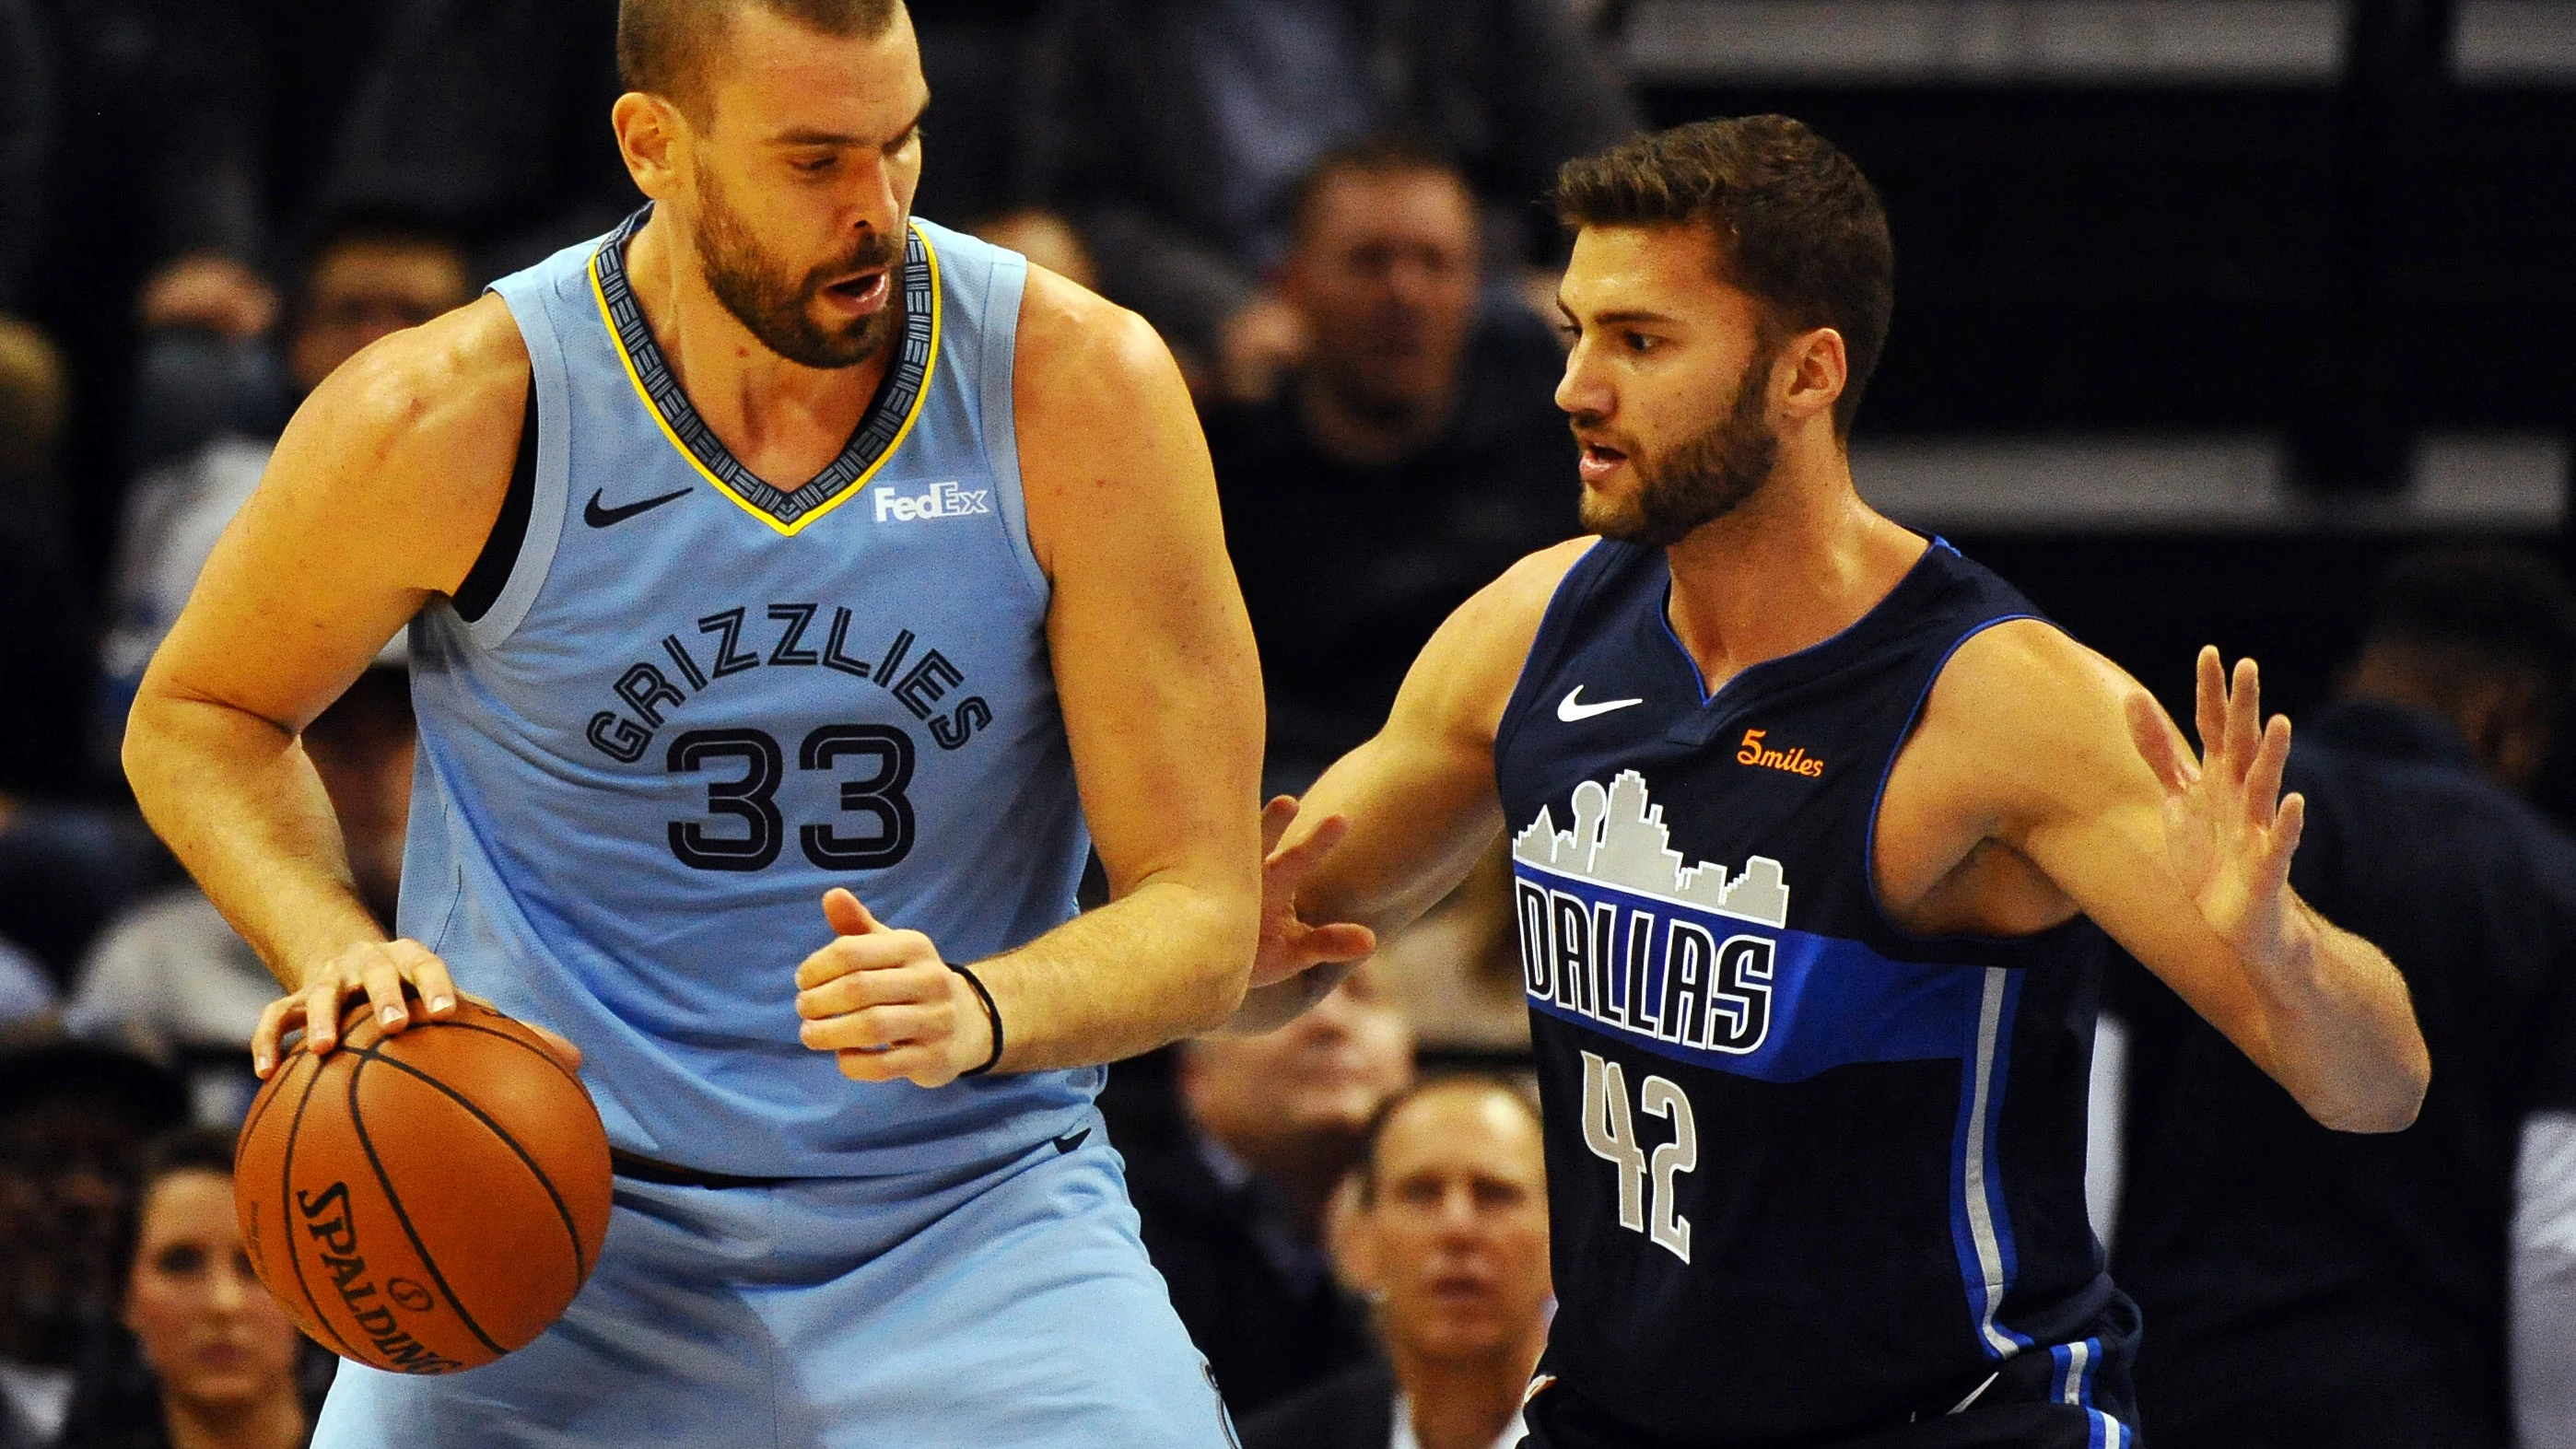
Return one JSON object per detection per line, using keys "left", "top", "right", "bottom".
{"left": 252, "top": 941, "right": 584, "bottom": 1080}
{"left": 1250, "top": 796, "right": 1378, "bottom": 991}
{"left": 795, "top": 889, "right": 994, "bottom": 1088}
{"left": 2125, "top": 646, "right": 2307, "bottom": 976}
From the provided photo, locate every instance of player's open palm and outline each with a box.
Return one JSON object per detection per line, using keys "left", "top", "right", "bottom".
{"left": 1251, "top": 796, "right": 1376, "bottom": 990}
{"left": 2125, "top": 646, "right": 2307, "bottom": 976}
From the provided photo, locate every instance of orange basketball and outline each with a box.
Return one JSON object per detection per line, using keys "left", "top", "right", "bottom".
{"left": 233, "top": 998, "right": 612, "bottom": 1374}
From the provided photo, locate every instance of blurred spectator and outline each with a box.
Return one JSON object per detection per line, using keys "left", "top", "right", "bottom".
{"left": 0, "top": 313, "right": 90, "bottom": 798}
{"left": 19, "top": 0, "right": 276, "bottom": 552}
{"left": 1125, "top": 966, "right": 1415, "bottom": 1418}
{"left": 2112, "top": 546, "right": 2576, "bottom": 1448}
{"left": 1369, "top": 845, "right": 1531, "bottom": 1063}
{"left": 1024, "top": 0, "right": 1638, "bottom": 388}
{"left": 0, "top": 938, "right": 51, "bottom": 1026}
{"left": 0, "top": 1038, "right": 188, "bottom": 1448}
{"left": 0, "top": 0, "right": 48, "bottom": 310}
{"left": 1207, "top": 138, "right": 1575, "bottom": 771}
{"left": 69, "top": 664, "right": 415, "bottom": 1125}
{"left": 1244, "top": 1078, "right": 1550, "bottom": 1449}
{"left": 98, "top": 210, "right": 469, "bottom": 757}
{"left": 963, "top": 209, "right": 1099, "bottom": 295}
{"left": 58, "top": 1128, "right": 326, "bottom": 1449}
{"left": 317, "top": 0, "right": 1048, "bottom": 279}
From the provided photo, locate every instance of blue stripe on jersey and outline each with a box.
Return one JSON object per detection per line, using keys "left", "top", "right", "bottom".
{"left": 1515, "top": 862, "right": 1998, "bottom": 1082}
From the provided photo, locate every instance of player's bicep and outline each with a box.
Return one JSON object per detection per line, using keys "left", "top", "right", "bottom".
{"left": 1295, "top": 541, "right": 1590, "bottom": 929}
{"left": 1021, "top": 297, "right": 1263, "bottom": 900}
{"left": 146, "top": 306, "right": 525, "bottom": 734}
{"left": 1986, "top": 640, "right": 2274, "bottom": 1052}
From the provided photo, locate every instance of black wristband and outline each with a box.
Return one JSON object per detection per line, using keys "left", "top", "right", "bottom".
{"left": 951, "top": 962, "right": 1003, "bottom": 1077}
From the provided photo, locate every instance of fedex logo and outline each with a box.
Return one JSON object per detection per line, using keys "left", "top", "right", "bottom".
{"left": 873, "top": 482, "right": 993, "bottom": 524}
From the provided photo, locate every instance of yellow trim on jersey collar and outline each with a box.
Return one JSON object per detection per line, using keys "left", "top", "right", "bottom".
{"left": 588, "top": 217, "right": 943, "bottom": 539}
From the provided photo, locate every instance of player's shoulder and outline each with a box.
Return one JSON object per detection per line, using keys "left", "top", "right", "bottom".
{"left": 1399, "top": 538, "right": 1600, "bottom": 737}
{"left": 278, "top": 294, "right": 530, "bottom": 523}
{"left": 1012, "top": 263, "right": 1167, "bottom": 394}
{"left": 1916, "top": 616, "right": 2152, "bottom": 799}
{"left": 1458, "top": 536, "right": 1600, "bottom": 645}
{"left": 308, "top": 292, "right": 530, "bottom": 441}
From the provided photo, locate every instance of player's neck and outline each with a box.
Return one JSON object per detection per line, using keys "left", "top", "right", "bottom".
{"left": 1660, "top": 450, "right": 1926, "bottom": 695}
{"left": 160, "top": 1387, "right": 306, "bottom": 1449}
{"left": 1392, "top": 1335, "right": 1541, "bottom": 1449}
{"left": 1293, "top": 366, "right": 1459, "bottom": 469}
{"left": 622, "top": 210, "right": 894, "bottom": 488}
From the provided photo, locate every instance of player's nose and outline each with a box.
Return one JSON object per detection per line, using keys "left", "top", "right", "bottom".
{"left": 1557, "top": 344, "right": 1613, "bottom": 420}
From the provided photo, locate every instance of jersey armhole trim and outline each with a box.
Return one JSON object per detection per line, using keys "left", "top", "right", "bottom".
{"left": 463, "top": 282, "right": 574, "bottom": 652}
{"left": 978, "top": 245, "right": 1048, "bottom": 602}
{"left": 1862, "top": 613, "right": 2082, "bottom": 949}
{"left": 452, "top": 383, "right": 537, "bottom": 623}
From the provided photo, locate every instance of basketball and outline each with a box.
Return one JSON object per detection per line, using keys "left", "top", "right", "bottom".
{"left": 232, "top": 998, "right": 613, "bottom": 1375}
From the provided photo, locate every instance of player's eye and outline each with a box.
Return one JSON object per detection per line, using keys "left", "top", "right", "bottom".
{"left": 1624, "top": 331, "right": 1660, "bottom": 356}
{"left": 794, "top": 155, "right": 837, "bottom": 175}
{"left": 156, "top": 1244, "right": 207, "bottom": 1277}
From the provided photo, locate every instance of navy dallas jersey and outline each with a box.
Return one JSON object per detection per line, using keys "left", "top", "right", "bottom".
{"left": 1497, "top": 539, "right": 2139, "bottom": 1447}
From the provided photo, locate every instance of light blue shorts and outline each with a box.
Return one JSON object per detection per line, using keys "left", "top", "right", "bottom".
{"left": 310, "top": 1117, "right": 1239, "bottom": 1448}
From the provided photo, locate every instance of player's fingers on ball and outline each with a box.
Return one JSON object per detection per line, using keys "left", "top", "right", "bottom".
{"left": 301, "top": 977, "right": 347, "bottom": 1053}
{"left": 357, "top": 946, "right": 413, "bottom": 1033}
{"left": 390, "top": 941, "right": 459, "bottom": 1015}
{"left": 252, "top": 997, "right": 297, "bottom": 1076}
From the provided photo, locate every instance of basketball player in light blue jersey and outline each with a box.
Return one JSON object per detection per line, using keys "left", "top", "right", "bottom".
{"left": 121, "top": 3, "right": 1335, "bottom": 1443}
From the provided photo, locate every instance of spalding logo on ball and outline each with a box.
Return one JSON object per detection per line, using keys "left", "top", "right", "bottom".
{"left": 234, "top": 999, "right": 613, "bottom": 1373}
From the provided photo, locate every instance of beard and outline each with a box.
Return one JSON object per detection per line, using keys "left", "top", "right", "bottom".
{"left": 692, "top": 169, "right": 904, "bottom": 370}
{"left": 1578, "top": 342, "right": 1783, "bottom": 550}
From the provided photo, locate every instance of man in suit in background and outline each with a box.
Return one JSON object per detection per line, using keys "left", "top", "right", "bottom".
{"left": 1244, "top": 1077, "right": 1551, "bottom": 1449}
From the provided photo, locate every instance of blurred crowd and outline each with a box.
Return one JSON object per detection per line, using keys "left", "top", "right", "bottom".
{"left": 0, "top": 3, "right": 2570, "bottom": 1448}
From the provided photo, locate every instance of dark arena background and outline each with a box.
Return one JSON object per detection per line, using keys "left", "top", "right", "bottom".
{"left": 3, "top": 4, "right": 2572, "bottom": 1449}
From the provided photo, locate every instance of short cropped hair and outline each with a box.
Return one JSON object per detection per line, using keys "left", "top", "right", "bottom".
{"left": 1352, "top": 1076, "right": 1541, "bottom": 1207}
{"left": 1554, "top": 115, "right": 1894, "bottom": 438}
{"left": 618, "top": 0, "right": 902, "bottom": 122}
{"left": 2364, "top": 546, "right": 2576, "bottom": 703}
{"left": 1285, "top": 132, "right": 1469, "bottom": 244}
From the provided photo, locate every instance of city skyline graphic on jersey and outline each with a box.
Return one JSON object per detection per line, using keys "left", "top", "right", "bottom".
{"left": 1513, "top": 770, "right": 1790, "bottom": 930}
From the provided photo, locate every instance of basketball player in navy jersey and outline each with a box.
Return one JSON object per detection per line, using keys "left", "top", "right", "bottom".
{"left": 122, "top": 2, "right": 1291, "bottom": 1444}
{"left": 1251, "top": 117, "right": 2431, "bottom": 1448}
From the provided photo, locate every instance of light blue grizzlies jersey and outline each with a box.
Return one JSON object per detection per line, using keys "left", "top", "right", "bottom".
{"left": 401, "top": 206, "right": 1094, "bottom": 1177}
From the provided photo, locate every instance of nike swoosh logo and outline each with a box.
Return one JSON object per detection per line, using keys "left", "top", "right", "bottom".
{"left": 584, "top": 487, "right": 693, "bottom": 529}
{"left": 1051, "top": 1128, "right": 1093, "bottom": 1155}
{"left": 1558, "top": 686, "right": 1645, "bottom": 723}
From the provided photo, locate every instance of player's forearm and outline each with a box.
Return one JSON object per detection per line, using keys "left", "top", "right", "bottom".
{"left": 2250, "top": 900, "right": 2430, "bottom": 1133}
{"left": 124, "top": 691, "right": 385, "bottom": 990}
{"left": 976, "top": 876, "right": 1256, "bottom": 1071}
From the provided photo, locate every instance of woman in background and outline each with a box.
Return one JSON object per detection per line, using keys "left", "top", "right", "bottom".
{"left": 62, "top": 1127, "right": 322, "bottom": 1449}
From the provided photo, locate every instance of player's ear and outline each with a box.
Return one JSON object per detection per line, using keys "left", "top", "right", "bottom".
{"left": 613, "top": 91, "right": 685, "bottom": 199}
{"left": 1779, "top": 326, "right": 1847, "bottom": 427}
